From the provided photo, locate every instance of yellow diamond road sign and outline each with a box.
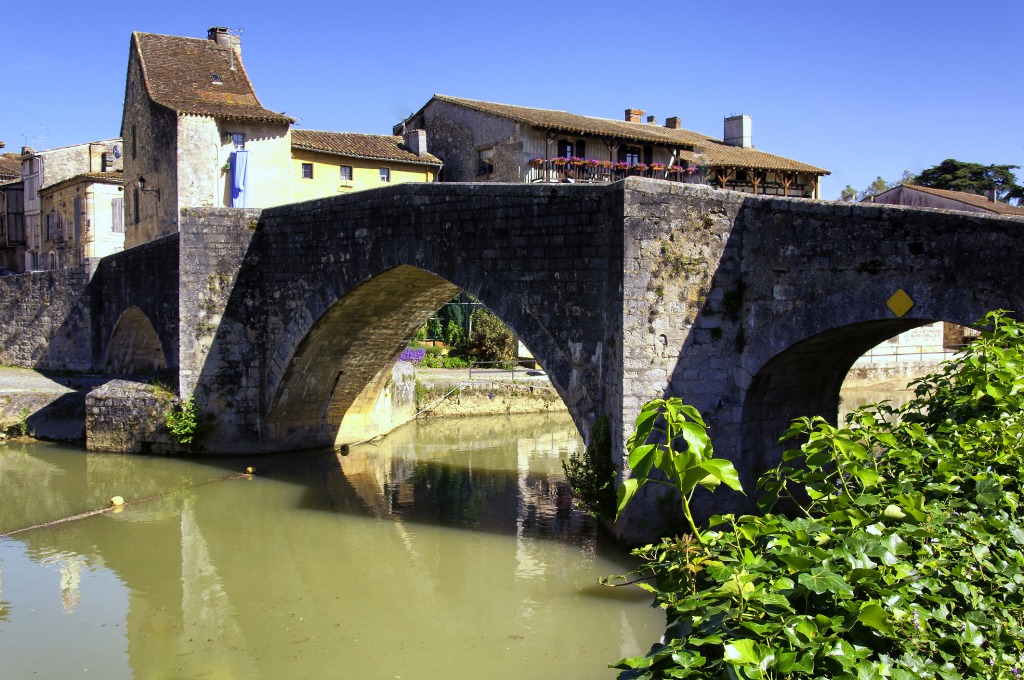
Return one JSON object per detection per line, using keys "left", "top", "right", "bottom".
{"left": 887, "top": 289, "right": 914, "bottom": 317}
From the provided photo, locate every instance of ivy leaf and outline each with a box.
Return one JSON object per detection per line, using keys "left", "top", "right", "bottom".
{"left": 975, "top": 477, "right": 1003, "bottom": 508}
{"left": 723, "top": 638, "right": 761, "bottom": 665}
{"left": 857, "top": 602, "right": 895, "bottom": 636}
{"left": 799, "top": 567, "right": 854, "bottom": 596}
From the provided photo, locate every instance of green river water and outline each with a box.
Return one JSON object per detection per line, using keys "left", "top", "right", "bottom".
{"left": 0, "top": 411, "right": 664, "bottom": 679}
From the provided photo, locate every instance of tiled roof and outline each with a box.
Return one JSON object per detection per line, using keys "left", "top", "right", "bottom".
{"left": 40, "top": 171, "right": 124, "bottom": 194}
{"left": 428, "top": 95, "right": 828, "bottom": 175}
{"left": 0, "top": 153, "right": 21, "bottom": 179}
{"left": 134, "top": 32, "right": 293, "bottom": 125}
{"left": 292, "top": 129, "right": 442, "bottom": 166}
{"left": 899, "top": 184, "right": 1024, "bottom": 216}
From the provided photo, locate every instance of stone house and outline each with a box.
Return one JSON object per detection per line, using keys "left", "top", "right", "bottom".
{"left": 0, "top": 152, "right": 19, "bottom": 182}
{"left": 290, "top": 129, "right": 442, "bottom": 202}
{"left": 19, "top": 140, "right": 122, "bottom": 270}
{"left": 39, "top": 171, "right": 125, "bottom": 269}
{"left": 396, "top": 95, "right": 829, "bottom": 197}
{"left": 0, "top": 179, "right": 23, "bottom": 271}
{"left": 868, "top": 183, "right": 1024, "bottom": 217}
{"left": 120, "top": 27, "right": 294, "bottom": 249}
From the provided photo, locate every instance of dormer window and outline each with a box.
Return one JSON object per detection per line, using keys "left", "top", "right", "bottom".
{"left": 211, "top": 73, "right": 223, "bottom": 85}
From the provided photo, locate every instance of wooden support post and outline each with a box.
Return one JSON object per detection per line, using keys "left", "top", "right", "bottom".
{"left": 781, "top": 173, "right": 793, "bottom": 197}
{"left": 750, "top": 169, "right": 761, "bottom": 195}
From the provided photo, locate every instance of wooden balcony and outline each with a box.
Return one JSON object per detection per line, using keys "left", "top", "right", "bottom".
{"left": 526, "top": 159, "right": 699, "bottom": 185}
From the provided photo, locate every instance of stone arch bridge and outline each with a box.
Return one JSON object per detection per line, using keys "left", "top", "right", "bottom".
{"left": 2, "top": 178, "right": 1021, "bottom": 540}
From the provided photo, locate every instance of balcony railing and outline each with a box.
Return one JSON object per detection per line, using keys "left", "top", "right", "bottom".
{"left": 526, "top": 158, "right": 699, "bottom": 184}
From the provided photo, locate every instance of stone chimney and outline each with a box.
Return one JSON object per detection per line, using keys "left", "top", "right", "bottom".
{"left": 403, "top": 129, "right": 428, "bottom": 157}
{"left": 984, "top": 188, "right": 998, "bottom": 202}
{"left": 625, "top": 108, "right": 645, "bottom": 123}
{"left": 646, "top": 115, "right": 658, "bottom": 125}
{"left": 723, "top": 114, "right": 752, "bottom": 148}
{"left": 208, "top": 26, "right": 242, "bottom": 64}
{"left": 664, "top": 117, "right": 681, "bottom": 129}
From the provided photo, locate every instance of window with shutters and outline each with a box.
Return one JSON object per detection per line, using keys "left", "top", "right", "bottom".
{"left": 112, "top": 198, "right": 124, "bottom": 233}
{"left": 620, "top": 147, "right": 640, "bottom": 165}
{"left": 557, "top": 140, "right": 574, "bottom": 158}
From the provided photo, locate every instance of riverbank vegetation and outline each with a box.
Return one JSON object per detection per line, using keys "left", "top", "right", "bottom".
{"left": 613, "top": 310, "right": 1024, "bottom": 679}
{"left": 408, "top": 305, "right": 517, "bottom": 369}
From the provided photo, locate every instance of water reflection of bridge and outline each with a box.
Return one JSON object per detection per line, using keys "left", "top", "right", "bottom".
{"left": 0, "top": 413, "right": 656, "bottom": 677}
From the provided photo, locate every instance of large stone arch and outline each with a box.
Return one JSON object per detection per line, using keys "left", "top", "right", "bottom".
{"left": 263, "top": 263, "right": 587, "bottom": 450}
{"left": 105, "top": 306, "right": 168, "bottom": 375}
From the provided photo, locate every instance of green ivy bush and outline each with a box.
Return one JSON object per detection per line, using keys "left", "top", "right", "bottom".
{"left": 164, "top": 397, "right": 207, "bottom": 447}
{"left": 614, "top": 311, "right": 1024, "bottom": 679}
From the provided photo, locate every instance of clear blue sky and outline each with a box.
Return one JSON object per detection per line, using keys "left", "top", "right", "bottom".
{"left": 5, "top": 1, "right": 1022, "bottom": 200}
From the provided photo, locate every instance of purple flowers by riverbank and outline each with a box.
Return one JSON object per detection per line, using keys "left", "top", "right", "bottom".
{"left": 399, "top": 348, "right": 426, "bottom": 364}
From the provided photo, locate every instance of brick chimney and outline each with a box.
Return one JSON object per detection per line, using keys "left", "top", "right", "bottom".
{"left": 208, "top": 26, "right": 242, "bottom": 64}
{"left": 723, "top": 114, "right": 752, "bottom": 148}
{"left": 985, "top": 189, "right": 998, "bottom": 202}
{"left": 646, "top": 115, "right": 658, "bottom": 125}
{"left": 625, "top": 108, "right": 645, "bottom": 123}
{"left": 403, "top": 129, "right": 428, "bottom": 157}
{"left": 665, "top": 117, "right": 681, "bottom": 129}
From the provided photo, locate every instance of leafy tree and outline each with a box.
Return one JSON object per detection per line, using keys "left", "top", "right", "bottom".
{"left": 465, "top": 308, "right": 516, "bottom": 364}
{"left": 839, "top": 185, "right": 858, "bottom": 202}
{"left": 613, "top": 310, "right": 1024, "bottom": 679}
{"left": 913, "top": 158, "right": 1024, "bottom": 205}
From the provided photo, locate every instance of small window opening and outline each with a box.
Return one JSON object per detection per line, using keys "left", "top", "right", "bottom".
{"left": 379, "top": 167, "right": 391, "bottom": 183}
{"left": 301, "top": 163, "right": 314, "bottom": 179}
{"left": 340, "top": 166, "right": 353, "bottom": 182}
{"left": 211, "top": 73, "right": 223, "bottom": 85}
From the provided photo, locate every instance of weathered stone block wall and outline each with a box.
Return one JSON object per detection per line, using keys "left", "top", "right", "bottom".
{"left": 85, "top": 379, "right": 175, "bottom": 453}
{"left": 410, "top": 101, "right": 521, "bottom": 182}
{"left": 177, "top": 207, "right": 261, "bottom": 401}
{"left": 0, "top": 267, "right": 94, "bottom": 370}
{"left": 122, "top": 44, "right": 179, "bottom": 248}
{"left": 94, "top": 234, "right": 180, "bottom": 372}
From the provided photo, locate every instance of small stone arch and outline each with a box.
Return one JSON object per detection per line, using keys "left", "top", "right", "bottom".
{"left": 738, "top": 317, "right": 945, "bottom": 488}
{"left": 105, "top": 306, "right": 168, "bottom": 375}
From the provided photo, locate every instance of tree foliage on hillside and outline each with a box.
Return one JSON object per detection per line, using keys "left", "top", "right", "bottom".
{"left": 913, "top": 159, "right": 1024, "bottom": 205}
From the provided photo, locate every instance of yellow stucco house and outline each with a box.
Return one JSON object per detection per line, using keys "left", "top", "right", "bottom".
{"left": 291, "top": 129, "right": 440, "bottom": 201}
